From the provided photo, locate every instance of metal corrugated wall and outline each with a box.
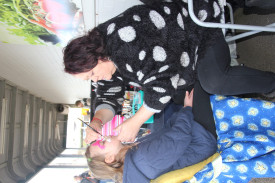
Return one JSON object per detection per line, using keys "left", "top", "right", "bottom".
{"left": 0, "top": 79, "right": 66, "bottom": 183}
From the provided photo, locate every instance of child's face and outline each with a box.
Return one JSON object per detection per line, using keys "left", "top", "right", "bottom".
{"left": 89, "top": 136, "right": 123, "bottom": 158}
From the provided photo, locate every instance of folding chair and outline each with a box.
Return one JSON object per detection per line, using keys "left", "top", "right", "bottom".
{"left": 187, "top": 0, "right": 275, "bottom": 42}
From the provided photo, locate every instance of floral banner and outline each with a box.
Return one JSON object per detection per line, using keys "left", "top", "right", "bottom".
{"left": 0, "top": 0, "right": 84, "bottom": 45}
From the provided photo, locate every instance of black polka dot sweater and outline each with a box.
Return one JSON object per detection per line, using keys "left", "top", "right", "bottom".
{"left": 94, "top": 0, "right": 222, "bottom": 114}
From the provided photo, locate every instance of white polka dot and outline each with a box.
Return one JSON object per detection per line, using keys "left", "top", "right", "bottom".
{"left": 126, "top": 64, "right": 133, "bottom": 72}
{"left": 103, "top": 101, "right": 116, "bottom": 105}
{"left": 118, "top": 26, "right": 136, "bottom": 42}
{"left": 178, "top": 78, "right": 186, "bottom": 86}
{"left": 107, "top": 86, "right": 122, "bottom": 93}
{"left": 204, "top": 0, "right": 209, "bottom": 3}
{"left": 139, "top": 50, "right": 146, "bottom": 60}
{"left": 177, "top": 13, "right": 184, "bottom": 30}
{"left": 143, "top": 102, "right": 161, "bottom": 113}
{"left": 170, "top": 74, "right": 179, "bottom": 89}
{"left": 129, "top": 82, "right": 141, "bottom": 87}
{"left": 180, "top": 52, "right": 190, "bottom": 67}
{"left": 117, "top": 76, "right": 123, "bottom": 81}
{"left": 92, "top": 83, "right": 98, "bottom": 87}
{"left": 149, "top": 10, "right": 166, "bottom": 29}
{"left": 153, "top": 46, "right": 167, "bottom": 62}
{"left": 198, "top": 10, "right": 207, "bottom": 21}
{"left": 104, "top": 93, "right": 115, "bottom": 96}
{"left": 133, "top": 15, "right": 141, "bottom": 21}
{"left": 144, "top": 76, "right": 156, "bottom": 84}
{"left": 164, "top": 0, "right": 172, "bottom": 2}
{"left": 182, "top": 0, "right": 187, "bottom": 3}
{"left": 213, "top": 2, "right": 220, "bottom": 18}
{"left": 153, "top": 87, "right": 166, "bottom": 93}
{"left": 137, "top": 71, "right": 144, "bottom": 81}
{"left": 194, "top": 54, "right": 198, "bottom": 66}
{"left": 182, "top": 7, "right": 188, "bottom": 17}
{"left": 159, "top": 96, "right": 171, "bottom": 104}
{"left": 164, "top": 6, "right": 170, "bottom": 14}
{"left": 107, "top": 23, "right": 116, "bottom": 35}
{"left": 158, "top": 65, "right": 169, "bottom": 73}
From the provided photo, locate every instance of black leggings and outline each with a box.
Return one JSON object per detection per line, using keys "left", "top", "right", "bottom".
{"left": 197, "top": 31, "right": 275, "bottom": 95}
{"left": 170, "top": 31, "right": 275, "bottom": 138}
{"left": 192, "top": 81, "right": 216, "bottom": 138}
{"left": 192, "top": 32, "right": 275, "bottom": 138}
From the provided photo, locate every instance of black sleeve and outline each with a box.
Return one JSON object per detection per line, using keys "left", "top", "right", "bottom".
{"left": 94, "top": 72, "right": 125, "bottom": 115}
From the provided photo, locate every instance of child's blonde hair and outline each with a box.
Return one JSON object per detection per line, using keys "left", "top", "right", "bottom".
{"left": 85, "top": 144, "right": 136, "bottom": 183}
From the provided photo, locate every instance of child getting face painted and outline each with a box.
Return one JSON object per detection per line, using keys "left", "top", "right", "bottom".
{"left": 85, "top": 91, "right": 218, "bottom": 183}
{"left": 86, "top": 136, "right": 135, "bottom": 183}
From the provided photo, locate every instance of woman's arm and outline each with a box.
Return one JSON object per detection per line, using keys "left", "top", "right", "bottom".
{"left": 115, "top": 90, "right": 193, "bottom": 143}
{"left": 84, "top": 108, "right": 114, "bottom": 144}
{"left": 116, "top": 105, "right": 155, "bottom": 142}
{"left": 84, "top": 73, "right": 125, "bottom": 144}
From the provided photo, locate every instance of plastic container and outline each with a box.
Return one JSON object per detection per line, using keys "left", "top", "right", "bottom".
{"left": 132, "top": 90, "right": 154, "bottom": 124}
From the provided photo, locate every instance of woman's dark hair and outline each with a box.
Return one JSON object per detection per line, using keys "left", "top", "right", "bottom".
{"left": 63, "top": 28, "right": 108, "bottom": 74}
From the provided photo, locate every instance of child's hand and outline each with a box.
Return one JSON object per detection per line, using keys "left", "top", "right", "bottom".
{"left": 184, "top": 89, "right": 194, "bottom": 107}
{"left": 84, "top": 120, "right": 102, "bottom": 144}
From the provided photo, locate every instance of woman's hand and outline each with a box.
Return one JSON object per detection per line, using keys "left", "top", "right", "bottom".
{"left": 115, "top": 117, "right": 142, "bottom": 142}
{"left": 116, "top": 105, "right": 155, "bottom": 142}
{"left": 184, "top": 89, "right": 194, "bottom": 107}
{"left": 84, "top": 120, "right": 103, "bottom": 144}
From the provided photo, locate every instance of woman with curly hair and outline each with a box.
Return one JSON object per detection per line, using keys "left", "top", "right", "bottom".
{"left": 63, "top": 0, "right": 275, "bottom": 144}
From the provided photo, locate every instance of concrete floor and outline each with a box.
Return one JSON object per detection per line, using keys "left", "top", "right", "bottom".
{"left": 233, "top": 8, "right": 275, "bottom": 183}
{"left": 234, "top": 9, "right": 275, "bottom": 73}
